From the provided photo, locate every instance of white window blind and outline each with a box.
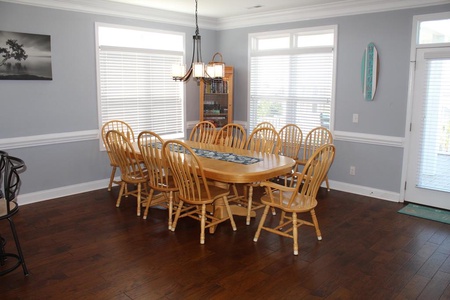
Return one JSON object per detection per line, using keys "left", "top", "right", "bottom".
{"left": 97, "top": 24, "right": 185, "bottom": 144}
{"left": 416, "top": 57, "right": 450, "bottom": 192}
{"left": 99, "top": 49, "right": 183, "bottom": 136}
{"left": 249, "top": 28, "right": 335, "bottom": 133}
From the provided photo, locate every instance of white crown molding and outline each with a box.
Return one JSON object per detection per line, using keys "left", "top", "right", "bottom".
{"left": 3, "top": 0, "right": 448, "bottom": 30}
{"left": 219, "top": 0, "right": 450, "bottom": 30}
{"left": 2, "top": 0, "right": 218, "bottom": 29}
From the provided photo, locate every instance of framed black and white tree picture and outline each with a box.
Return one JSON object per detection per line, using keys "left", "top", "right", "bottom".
{"left": 0, "top": 30, "right": 52, "bottom": 80}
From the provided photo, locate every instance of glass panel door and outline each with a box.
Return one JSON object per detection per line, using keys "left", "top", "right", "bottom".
{"left": 405, "top": 47, "right": 450, "bottom": 209}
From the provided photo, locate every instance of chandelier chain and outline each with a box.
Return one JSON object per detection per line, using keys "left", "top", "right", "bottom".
{"left": 195, "top": 0, "right": 199, "bottom": 36}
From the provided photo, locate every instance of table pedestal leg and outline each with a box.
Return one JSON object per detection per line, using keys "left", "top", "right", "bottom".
{"left": 209, "top": 203, "right": 256, "bottom": 234}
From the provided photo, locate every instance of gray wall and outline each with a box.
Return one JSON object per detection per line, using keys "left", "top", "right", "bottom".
{"left": 218, "top": 4, "right": 450, "bottom": 193}
{"left": 0, "top": 1, "right": 215, "bottom": 195}
{"left": 1, "top": 1, "right": 449, "bottom": 200}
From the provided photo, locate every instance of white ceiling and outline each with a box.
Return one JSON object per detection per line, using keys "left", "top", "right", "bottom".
{"left": 86, "top": 0, "right": 449, "bottom": 18}
{"left": 5, "top": 0, "right": 449, "bottom": 29}
{"left": 105, "top": 0, "right": 347, "bottom": 18}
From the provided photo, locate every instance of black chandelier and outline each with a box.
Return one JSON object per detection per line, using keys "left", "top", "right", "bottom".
{"left": 172, "top": 0, "right": 224, "bottom": 82}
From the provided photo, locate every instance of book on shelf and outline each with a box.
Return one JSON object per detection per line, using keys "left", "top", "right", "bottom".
{"left": 205, "top": 80, "right": 228, "bottom": 94}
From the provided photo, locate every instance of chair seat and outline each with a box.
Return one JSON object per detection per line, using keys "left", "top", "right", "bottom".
{"left": 143, "top": 175, "right": 178, "bottom": 210}
{"left": 0, "top": 198, "right": 18, "bottom": 219}
{"left": 260, "top": 192, "right": 317, "bottom": 213}
{"left": 181, "top": 182, "right": 230, "bottom": 204}
{"left": 121, "top": 169, "right": 148, "bottom": 183}
{"left": 154, "top": 175, "right": 178, "bottom": 193}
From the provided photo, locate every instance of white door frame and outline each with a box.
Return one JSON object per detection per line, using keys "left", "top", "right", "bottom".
{"left": 400, "top": 11, "right": 450, "bottom": 203}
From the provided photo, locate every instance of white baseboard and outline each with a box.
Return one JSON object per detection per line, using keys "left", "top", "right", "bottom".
{"left": 328, "top": 180, "right": 401, "bottom": 203}
{"left": 18, "top": 179, "right": 111, "bottom": 206}
{"left": 18, "top": 178, "right": 402, "bottom": 206}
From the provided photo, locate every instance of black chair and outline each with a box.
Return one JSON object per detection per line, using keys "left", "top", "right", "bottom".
{"left": 0, "top": 151, "right": 29, "bottom": 276}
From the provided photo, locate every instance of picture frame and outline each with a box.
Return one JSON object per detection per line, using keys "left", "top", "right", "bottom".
{"left": 0, "top": 30, "right": 52, "bottom": 80}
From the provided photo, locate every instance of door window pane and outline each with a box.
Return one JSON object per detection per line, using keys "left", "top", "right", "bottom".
{"left": 417, "top": 57, "right": 450, "bottom": 192}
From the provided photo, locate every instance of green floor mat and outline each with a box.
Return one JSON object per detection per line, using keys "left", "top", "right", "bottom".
{"left": 398, "top": 203, "right": 450, "bottom": 225}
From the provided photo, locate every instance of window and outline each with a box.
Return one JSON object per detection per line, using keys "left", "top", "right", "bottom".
{"left": 249, "top": 26, "right": 336, "bottom": 133}
{"left": 96, "top": 23, "right": 185, "bottom": 147}
{"left": 418, "top": 18, "right": 450, "bottom": 45}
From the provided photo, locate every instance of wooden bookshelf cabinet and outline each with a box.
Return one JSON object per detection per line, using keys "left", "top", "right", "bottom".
{"left": 199, "top": 66, "right": 233, "bottom": 128}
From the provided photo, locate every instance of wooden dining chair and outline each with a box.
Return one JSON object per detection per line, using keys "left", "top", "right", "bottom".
{"left": 297, "top": 126, "right": 333, "bottom": 190}
{"left": 189, "top": 121, "right": 217, "bottom": 144}
{"left": 253, "top": 144, "right": 336, "bottom": 255}
{"left": 214, "top": 123, "right": 247, "bottom": 199}
{"left": 278, "top": 124, "right": 303, "bottom": 184}
{"left": 101, "top": 120, "right": 135, "bottom": 191}
{"left": 138, "top": 131, "right": 181, "bottom": 229}
{"left": 237, "top": 127, "right": 281, "bottom": 225}
{"left": 106, "top": 129, "right": 147, "bottom": 217}
{"left": 246, "top": 126, "right": 281, "bottom": 155}
{"left": 279, "top": 124, "right": 303, "bottom": 160}
{"left": 214, "top": 123, "right": 247, "bottom": 149}
{"left": 254, "top": 121, "right": 276, "bottom": 131}
{"left": 163, "top": 140, "right": 237, "bottom": 244}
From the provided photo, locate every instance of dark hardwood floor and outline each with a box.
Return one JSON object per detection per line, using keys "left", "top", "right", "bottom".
{"left": 1, "top": 185, "right": 449, "bottom": 299}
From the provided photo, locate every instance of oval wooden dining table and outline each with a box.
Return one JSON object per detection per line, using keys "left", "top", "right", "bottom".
{"left": 181, "top": 140, "right": 295, "bottom": 183}
{"left": 135, "top": 139, "right": 296, "bottom": 230}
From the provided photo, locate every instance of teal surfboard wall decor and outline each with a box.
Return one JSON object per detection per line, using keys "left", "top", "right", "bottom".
{"left": 361, "top": 42, "right": 379, "bottom": 101}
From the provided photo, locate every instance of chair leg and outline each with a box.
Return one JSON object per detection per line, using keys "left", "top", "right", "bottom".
{"left": 200, "top": 204, "right": 206, "bottom": 244}
{"left": 143, "top": 189, "right": 154, "bottom": 220}
{"left": 232, "top": 184, "right": 239, "bottom": 198}
{"left": 171, "top": 200, "right": 184, "bottom": 232}
{"left": 168, "top": 191, "right": 173, "bottom": 230}
{"left": 253, "top": 205, "right": 270, "bottom": 242}
{"left": 292, "top": 212, "right": 299, "bottom": 255}
{"left": 271, "top": 207, "right": 277, "bottom": 216}
{"left": 223, "top": 196, "right": 237, "bottom": 231}
{"left": 8, "top": 218, "right": 29, "bottom": 276}
{"left": 0, "top": 234, "right": 6, "bottom": 266}
{"left": 279, "top": 211, "right": 287, "bottom": 227}
{"left": 136, "top": 183, "right": 141, "bottom": 217}
{"left": 108, "top": 166, "right": 117, "bottom": 191}
{"left": 310, "top": 209, "right": 322, "bottom": 240}
{"left": 116, "top": 182, "right": 126, "bottom": 207}
{"left": 246, "top": 186, "right": 253, "bottom": 225}
{"left": 325, "top": 175, "right": 330, "bottom": 191}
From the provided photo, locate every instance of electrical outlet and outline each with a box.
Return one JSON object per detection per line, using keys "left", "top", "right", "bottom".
{"left": 352, "top": 113, "right": 359, "bottom": 123}
{"left": 350, "top": 166, "right": 356, "bottom": 175}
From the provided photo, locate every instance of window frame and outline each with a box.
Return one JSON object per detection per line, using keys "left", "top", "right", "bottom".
{"left": 247, "top": 25, "right": 337, "bottom": 133}
{"left": 95, "top": 22, "right": 186, "bottom": 150}
{"left": 411, "top": 12, "right": 450, "bottom": 56}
